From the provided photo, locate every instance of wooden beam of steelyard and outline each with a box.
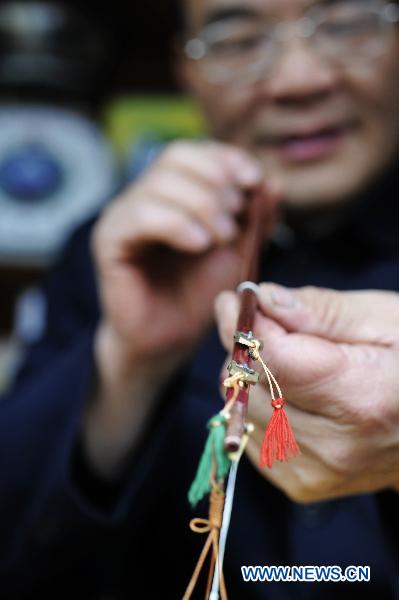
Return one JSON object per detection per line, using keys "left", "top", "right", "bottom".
{"left": 224, "top": 186, "right": 273, "bottom": 453}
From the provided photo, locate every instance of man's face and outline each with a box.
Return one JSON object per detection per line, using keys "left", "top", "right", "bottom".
{"left": 180, "top": 0, "right": 399, "bottom": 207}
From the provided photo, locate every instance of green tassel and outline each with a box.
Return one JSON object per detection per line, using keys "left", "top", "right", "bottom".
{"left": 188, "top": 413, "right": 231, "bottom": 507}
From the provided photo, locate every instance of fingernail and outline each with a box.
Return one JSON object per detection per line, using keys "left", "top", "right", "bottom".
{"left": 239, "top": 164, "right": 262, "bottom": 185}
{"left": 223, "top": 188, "right": 243, "bottom": 212}
{"left": 216, "top": 214, "right": 237, "bottom": 240}
{"left": 270, "top": 285, "right": 298, "bottom": 308}
{"left": 188, "top": 223, "right": 211, "bottom": 247}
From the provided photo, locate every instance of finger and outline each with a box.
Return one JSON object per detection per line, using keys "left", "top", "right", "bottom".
{"left": 214, "top": 290, "right": 348, "bottom": 417}
{"left": 94, "top": 198, "right": 216, "bottom": 262}
{"left": 158, "top": 144, "right": 245, "bottom": 212}
{"left": 255, "top": 309, "right": 346, "bottom": 394}
{"left": 214, "top": 290, "right": 286, "bottom": 352}
{"left": 161, "top": 140, "right": 263, "bottom": 189}
{"left": 257, "top": 283, "right": 399, "bottom": 345}
{"left": 142, "top": 170, "right": 239, "bottom": 242}
{"left": 244, "top": 435, "right": 343, "bottom": 503}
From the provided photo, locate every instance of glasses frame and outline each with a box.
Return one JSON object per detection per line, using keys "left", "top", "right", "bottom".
{"left": 184, "top": 0, "right": 399, "bottom": 86}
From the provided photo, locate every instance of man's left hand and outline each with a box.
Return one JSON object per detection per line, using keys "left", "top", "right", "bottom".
{"left": 215, "top": 284, "right": 399, "bottom": 503}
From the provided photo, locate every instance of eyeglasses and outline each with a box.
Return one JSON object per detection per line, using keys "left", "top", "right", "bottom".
{"left": 184, "top": 0, "right": 399, "bottom": 86}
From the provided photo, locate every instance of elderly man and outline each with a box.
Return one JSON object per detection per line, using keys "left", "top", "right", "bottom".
{"left": 2, "top": 0, "right": 399, "bottom": 598}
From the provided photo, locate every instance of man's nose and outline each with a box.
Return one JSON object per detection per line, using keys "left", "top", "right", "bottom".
{"left": 265, "top": 40, "right": 341, "bottom": 102}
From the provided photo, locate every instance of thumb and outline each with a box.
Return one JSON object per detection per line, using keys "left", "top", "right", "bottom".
{"left": 257, "top": 284, "right": 399, "bottom": 345}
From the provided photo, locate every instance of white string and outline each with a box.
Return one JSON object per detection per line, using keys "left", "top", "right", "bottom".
{"left": 263, "top": 362, "right": 282, "bottom": 398}
{"left": 260, "top": 358, "right": 275, "bottom": 400}
{"left": 209, "top": 460, "right": 239, "bottom": 600}
{"left": 253, "top": 350, "right": 283, "bottom": 399}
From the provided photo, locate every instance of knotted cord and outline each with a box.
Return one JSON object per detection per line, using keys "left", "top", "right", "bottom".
{"left": 183, "top": 485, "right": 227, "bottom": 600}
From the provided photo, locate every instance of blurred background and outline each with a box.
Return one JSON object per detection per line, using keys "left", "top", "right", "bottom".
{"left": 0, "top": 0, "right": 206, "bottom": 392}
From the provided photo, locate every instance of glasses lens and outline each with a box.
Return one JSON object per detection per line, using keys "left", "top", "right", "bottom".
{"left": 314, "top": 2, "right": 391, "bottom": 61}
{"left": 198, "top": 21, "right": 276, "bottom": 84}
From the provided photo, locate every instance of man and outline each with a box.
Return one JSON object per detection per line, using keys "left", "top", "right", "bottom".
{"left": 2, "top": 0, "right": 399, "bottom": 597}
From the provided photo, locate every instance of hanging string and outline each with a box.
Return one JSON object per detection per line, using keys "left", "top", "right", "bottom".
{"left": 254, "top": 353, "right": 282, "bottom": 400}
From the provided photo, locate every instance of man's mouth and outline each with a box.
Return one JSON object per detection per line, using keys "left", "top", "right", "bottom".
{"left": 256, "top": 124, "right": 353, "bottom": 163}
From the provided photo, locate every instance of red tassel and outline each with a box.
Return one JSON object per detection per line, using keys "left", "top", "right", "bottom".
{"left": 260, "top": 398, "right": 300, "bottom": 468}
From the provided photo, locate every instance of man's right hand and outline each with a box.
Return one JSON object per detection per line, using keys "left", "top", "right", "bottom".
{"left": 84, "top": 140, "right": 269, "bottom": 479}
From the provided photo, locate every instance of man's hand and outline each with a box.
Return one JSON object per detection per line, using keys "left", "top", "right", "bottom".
{"left": 85, "top": 140, "right": 275, "bottom": 479}
{"left": 215, "top": 284, "right": 399, "bottom": 503}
